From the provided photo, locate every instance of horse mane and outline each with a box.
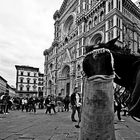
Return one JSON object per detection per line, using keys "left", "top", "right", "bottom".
{"left": 99, "top": 43, "right": 132, "bottom": 55}
{"left": 84, "top": 38, "right": 140, "bottom": 59}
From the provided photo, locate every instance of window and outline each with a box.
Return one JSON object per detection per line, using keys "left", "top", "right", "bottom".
{"left": 20, "top": 79, "right": 23, "bottom": 83}
{"left": 27, "top": 79, "right": 30, "bottom": 84}
{"left": 108, "top": 2, "right": 111, "bottom": 11}
{"left": 117, "top": 0, "right": 121, "bottom": 10}
{"left": 108, "top": 18, "right": 113, "bottom": 29}
{"left": 108, "top": 30, "right": 114, "bottom": 41}
{"left": 68, "top": 21, "right": 73, "bottom": 32}
{"left": 79, "top": 38, "right": 82, "bottom": 47}
{"left": 63, "top": 14, "right": 74, "bottom": 34}
{"left": 108, "top": 32, "right": 111, "bottom": 41}
{"left": 77, "top": 64, "right": 81, "bottom": 71}
{"left": 27, "top": 72, "right": 30, "bottom": 76}
{"left": 79, "top": 24, "right": 82, "bottom": 34}
{"left": 111, "top": 0, "right": 113, "bottom": 9}
{"left": 67, "top": 73, "right": 70, "bottom": 78}
{"left": 108, "top": 0, "right": 113, "bottom": 12}
{"left": 34, "top": 73, "right": 36, "bottom": 77}
{"left": 33, "top": 85, "right": 37, "bottom": 91}
{"left": 50, "top": 63, "right": 53, "bottom": 70}
{"left": 21, "top": 71, "right": 23, "bottom": 76}
{"left": 117, "top": 29, "right": 121, "bottom": 40}
{"left": 89, "top": 20, "right": 92, "bottom": 29}
{"left": 34, "top": 79, "right": 37, "bottom": 84}
{"left": 100, "top": 11, "right": 104, "bottom": 22}
{"left": 94, "top": 16, "right": 98, "bottom": 25}
{"left": 117, "top": 17, "right": 121, "bottom": 28}
{"left": 27, "top": 87, "right": 30, "bottom": 91}
{"left": 20, "top": 87, "right": 23, "bottom": 91}
{"left": 91, "top": 0, "right": 93, "bottom": 6}
{"left": 86, "top": 3, "right": 89, "bottom": 11}
{"left": 79, "top": 48, "right": 82, "bottom": 56}
{"left": 38, "top": 87, "right": 41, "bottom": 91}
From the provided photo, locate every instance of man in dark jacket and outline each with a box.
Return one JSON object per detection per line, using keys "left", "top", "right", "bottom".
{"left": 45, "top": 95, "right": 52, "bottom": 114}
{"left": 70, "top": 86, "right": 82, "bottom": 123}
{"left": 2, "top": 94, "right": 10, "bottom": 114}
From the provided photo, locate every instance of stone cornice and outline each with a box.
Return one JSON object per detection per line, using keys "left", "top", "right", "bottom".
{"left": 59, "top": 0, "right": 68, "bottom": 16}
{"left": 15, "top": 65, "right": 39, "bottom": 71}
{"left": 123, "top": 0, "right": 140, "bottom": 19}
{"left": 105, "top": 8, "right": 123, "bottom": 21}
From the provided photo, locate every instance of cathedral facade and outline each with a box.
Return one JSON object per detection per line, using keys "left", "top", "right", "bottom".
{"left": 43, "top": 0, "right": 140, "bottom": 97}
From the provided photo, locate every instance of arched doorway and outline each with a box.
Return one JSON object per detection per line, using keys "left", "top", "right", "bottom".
{"left": 61, "top": 65, "right": 70, "bottom": 96}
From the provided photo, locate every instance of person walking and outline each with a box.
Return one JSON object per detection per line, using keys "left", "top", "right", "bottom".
{"left": 0, "top": 97, "right": 3, "bottom": 114}
{"left": 114, "top": 93, "right": 125, "bottom": 122}
{"left": 45, "top": 95, "right": 52, "bottom": 114}
{"left": 56, "top": 93, "right": 64, "bottom": 112}
{"left": 38, "top": 96, "right": 44, "bottom": 109}
{"left": 63, "top": 95, "right": 70, "bottom": 112}
{"left": 50, "top": 95, "right": 56, "bottom": 114}
{"left": 28, "top": 97, "right": 37, "bottom": 113}
{"left": 21, "top": 97, "right": 25, "bottom": 112}
{"left": 2, "top": 94, "right": 10, "bottom": 114}
{"left": 70, "top": 86, "right": 82, "bottom": 124}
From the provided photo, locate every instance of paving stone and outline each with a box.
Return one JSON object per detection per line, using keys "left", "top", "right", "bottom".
{"left": 35, "top": 135, "right": 52, "bottom": 140}
{"left": 66, "top": 134, "right": 79, "bottom": 140}
{"left": 0, "top": 132, "right": 13, "bottom": 139}
{"left": 51, "top": 134, "right": 67, "bottom": 140}
{"left": 3, "top": 134, "right": 22, "bottom": 140}
{"left": 115, "top": 131, "right": 124, "bottom": 140}
{"left": 18, "top": 134, "right": 35, "bottom": 140}
{"left": 1, "top": 109, "right": 140, "bottom": 140}
{"left": 124, "top": 138, "right": 140, "bottom": 140}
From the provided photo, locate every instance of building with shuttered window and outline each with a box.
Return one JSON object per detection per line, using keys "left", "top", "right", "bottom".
{"left": 15, "top": 65, "right": 43, "bottom": 97}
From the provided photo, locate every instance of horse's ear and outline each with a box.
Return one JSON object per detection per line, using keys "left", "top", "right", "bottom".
{"left": 83, "top": 45, "right": 94, "bottom": 54}
{"left": 106, "top": 36, "right": 120, "bottom": 47}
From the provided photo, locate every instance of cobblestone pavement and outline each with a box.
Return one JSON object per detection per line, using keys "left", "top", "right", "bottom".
{"left": 0, "top": 109, "right": 140, "bottom": 140}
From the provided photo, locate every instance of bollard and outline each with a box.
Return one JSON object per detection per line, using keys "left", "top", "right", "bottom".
{"left": 79, "top": 76, "right": 116, "bottom": 140}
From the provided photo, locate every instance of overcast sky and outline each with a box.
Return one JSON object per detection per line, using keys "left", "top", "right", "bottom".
{"left": 0, "top": 0, "right": 63, "bottom": 87}
{"left": 0, "top": 0, "right": 138, "bottom": 87}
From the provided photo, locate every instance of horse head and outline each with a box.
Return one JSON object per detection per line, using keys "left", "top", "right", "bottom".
{"left": 83, "top": 37, "right": 140, "bottom": 120}
{"left": 82, "top": 38, "right": 119, "bottom": 78}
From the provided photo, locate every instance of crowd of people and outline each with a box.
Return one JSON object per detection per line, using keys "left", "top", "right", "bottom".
{"left": 0, "top": 93, "right": 71, "bottom": 115}
{"left": 0, "top": 85, "right": 129, "bottom": 128}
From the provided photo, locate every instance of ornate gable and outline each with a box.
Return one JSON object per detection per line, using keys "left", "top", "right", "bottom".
{"left": 59, "top": 0, "right": 75, "bottom": 16}
{"left": 53, "top": 0, "right": 77, "bottom": 20}
{"left": 53, "top": 0, "right": 69, "bottom": 20}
